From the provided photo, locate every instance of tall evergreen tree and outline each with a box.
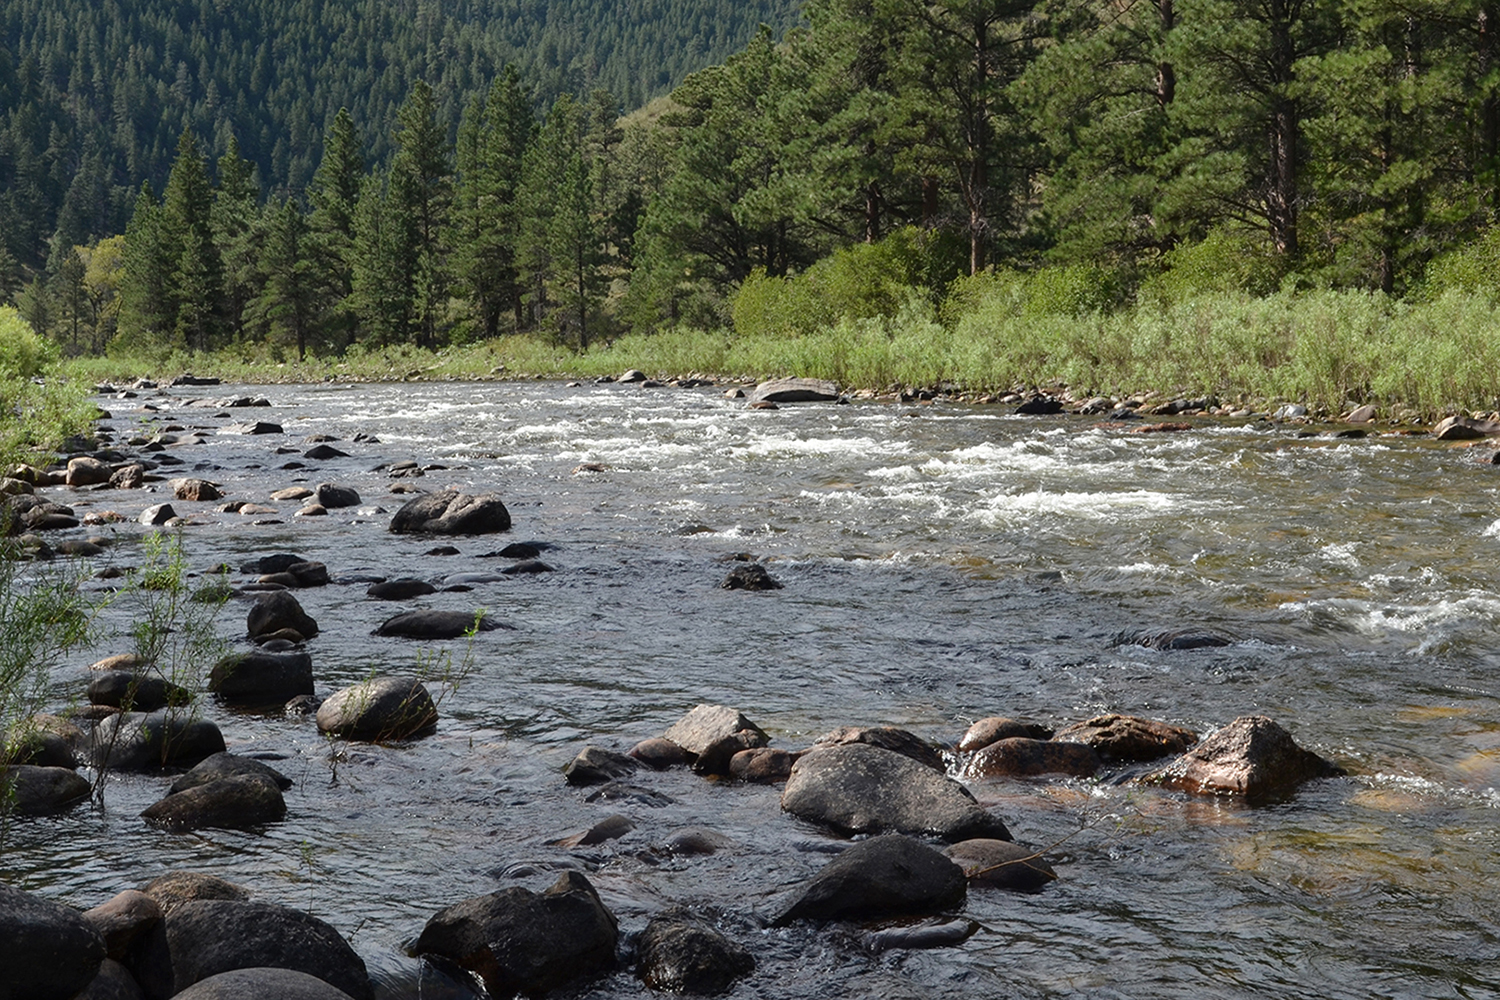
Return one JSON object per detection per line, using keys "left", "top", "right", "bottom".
{"left": 251, "top": 198, "right": 317, "bottom": 359}
{"left": 160, "top": 129, "right": 223, "bottom": 351}
{"left": 391, "top": 80, "right": 453, "bottom": 349}
{"left": 213, "top": 134, "right": 261, "bottom": 341}
{"left": 307, "top": 108, "right": 365, "bottom": 350}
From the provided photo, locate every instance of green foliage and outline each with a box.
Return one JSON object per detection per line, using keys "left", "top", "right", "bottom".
{"left": 1137, "top": 229, "right": 1287, "bottom": 303}
{"left": 1421, "top": 227, "right": 1500, "bottom": 302}
{"left": 0, "top": 306, "right": 90, "bottom": 464}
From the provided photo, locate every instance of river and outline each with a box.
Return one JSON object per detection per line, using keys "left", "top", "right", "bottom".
{"left": 7, "top": 379, "right": 1500, "bottom": 998}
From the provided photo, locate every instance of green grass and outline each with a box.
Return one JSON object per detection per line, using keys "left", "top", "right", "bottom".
{"left": 60, "top": 287, "right": 1500, "bottom": 422}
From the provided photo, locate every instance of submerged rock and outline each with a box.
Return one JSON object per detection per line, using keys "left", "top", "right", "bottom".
{"left": 636, "top": 912, "right": 754, "bottom": 994}
{"left": 782, "top": 743, "right": 1011, "bottom": 842}
{"left": 1146, "top": 715, "right": 1342, "bottom": 799}
{"left": 770, "top": 835, "right": 966, "bottom": 926}
{"left": 373, "top": 609, "right": 502, "bottom": 639}
{"left": 943, "top": 838, "right": 1057, "bottom": 892}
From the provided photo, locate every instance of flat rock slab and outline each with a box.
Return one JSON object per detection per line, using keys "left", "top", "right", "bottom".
{"left": 782, "top": 742, "right": 1011, "bottom": 842}
{"left": 747, "top": 378, "right": 839, "bottom": 404}
{"left": 0, "top": 883, "right": 106, "bottom": 1000}
{"left": 771, "top": 835, "right": 967, "bottom": 926}
{"left": 1146, "top": 715, "right": 1341, "bottom": 799}
{"left": 389, "top": 490, "right": 511, "bottom": 535}
{"left": 415, "top": 871, "right": 617, "bottom": 998}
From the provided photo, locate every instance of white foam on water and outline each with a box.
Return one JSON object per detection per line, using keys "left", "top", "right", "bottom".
{"left": 1318, "top": 541, "right": 1363, "bottom": 571}
{"left": 1483, "top": 519, "right": 1500, "bottom": 539}
{"left": 1283, "top": 591, "right": 1500, "bottom": 637}
{"left": 967, "top": 487, "right": 1190, "bottom": 528}
{"left": 735, "top": 434, "right": 907, "bottom": 460}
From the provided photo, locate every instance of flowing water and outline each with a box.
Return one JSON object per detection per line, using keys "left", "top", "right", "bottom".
{"left": 6, "top": 380, "right": 1500, "bottom": 999}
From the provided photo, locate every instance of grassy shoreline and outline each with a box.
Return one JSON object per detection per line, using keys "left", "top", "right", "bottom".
{"left": 58, "top": 288, "right": 1500, "bottom": 426}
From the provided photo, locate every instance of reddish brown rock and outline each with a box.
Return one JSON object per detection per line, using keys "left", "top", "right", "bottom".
{"left": 629, "top": 738, "right": 692, "bottom": 769}
{"left": 83, "top": 890, "right": 162, "bottom": 960}
{"left": 1053, "top": 714, "right": 1196, "bottom": 762}
{"left": 729, "top": 747, "right": 797, "bottom": 783}
{"left": 956, "top": 717, "right": 1054, "bottom": 753}
{"left": 957, "top": 738, "right": 1100, "bottom": 779}
{"left": 1146, "top": 715, "right": 1341, "bottom": 798}
{"left": 944, "top": 838, "right": 1056, "bottom": 893}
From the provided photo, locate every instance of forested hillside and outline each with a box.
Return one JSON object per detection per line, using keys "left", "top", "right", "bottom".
{"left": 0, "top": 0, "right": 802, "bottom": 273}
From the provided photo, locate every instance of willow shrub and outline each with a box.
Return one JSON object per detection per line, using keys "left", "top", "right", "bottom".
{"left": 0, "top": 307, "right": 92, "bottom": 463}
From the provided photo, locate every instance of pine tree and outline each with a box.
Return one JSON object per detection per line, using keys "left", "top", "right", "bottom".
{"left": 307, "top": 108, "right": 365, "bottom": 351}
{"left": 160, "top": 129, "right": 223, "bottom": 351}
{"left": 391, "top": 80, "right": 453, "bottom": 349}
{"left": 213, "top": 134, "right": 261, "bottom": 341}
{"left": 251, "top": 198, "right": 317, "bottom": 359}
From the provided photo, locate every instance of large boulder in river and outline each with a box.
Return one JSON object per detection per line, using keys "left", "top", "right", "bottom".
{"left": 0, "top": 883, "right": 106, "bottom": 1000}
{"left": 1053, "top": 714, "right": 1197, "bottom": 762}
{"left": 662, "top": 704, "right": 769, "bottom": 775}
{"left": 173, "top": 968, "right": 358, "bottom": 1000}
{"left": 0, "top": 764, "right": 91, "bottom": 815}
{"left": 955, "top": 737, "right": 1101, "bottom": 779}
{"left": 770, "top": 835, "right": 967, "bottom": 927}
{"left": 1432, "top": 414, "right": 1500, "bottom": 440}
{"left": 782, "top": 742, "right": 1011, "bottom": 842}
{"left": 746, "top": 378, "right": 839, "bottom": 404}
{"left": 1146, "top": 715, "right": 1341, "bottom": 799}
{"left": 315, "top": 676, "right": 438, "bottom": 740}
{"left": 91, "top": 711, "right": 226, "bottom": 772}
{"left": 814, "top": 725, "right": 945, "bottom": 771}
{"left": 87, "top": 671, "right": 192, "bottom": 712}
{"left": 125, "top": 900, "right": 372, "bottom": 1000}
{"left": 635, "top": 911, "right": 754, "bottom": 994}
{"left": 943, "top": 838, "right": 1056, "bottom": 893}
{"left": 389, "top": 490, "right": 511, "bottom": 535}
{"left": 415, "top": 871, "right": 618, "bottom": 998}
{"left": 140, "top": 773, "right": 286, "bottom": 832}
{"left": 209, "top": 650, "right": 313, "bottom": 704}
{"left": 373, "top": 609, "right": 502, "bottom": 639}
{"left": 246, "top": 591, "right": 318, "bottom": 640}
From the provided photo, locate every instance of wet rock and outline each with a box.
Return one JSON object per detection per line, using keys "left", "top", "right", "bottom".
{"left": 491, "top": 542, "right": 549, "bottom": 559}
{"left": 729, "top": 746, "right": 797, "bottom": 782}
{"left": 389, "top": 490, "right": 511, "bottom": 535}
{"left": 0, "top": 764, "right": 91, "bottom": 815}
{"left": 1013, "top": 395, "right": 1064, "bottom": 415}
{"left": 1119, "top": 628, "right": 1231, "bottom": 651}
{"left": 554, "top": 813, "right": 635, "bottom": 848}
{"left": 814, "top": 725, "right": 944, "bottom": 772}
{"left": 90, "top": 711, "right": 226, "bottom": 772}
{"left": 659, "top": 828, "right": 735, "bottom": 856}
{"left": 170, "top": 753, "right": 293, "bottom": 794}
{"left": 863, "top": 918, "right": 978, "bottom": 951}
{"left": 138, "top": 503, "right": 177, "bottom": 526}
{"left": 636, "top": 912, "right": 754, "bottom": 994}
{"left": 956, "top": 737, "right": 1100, "bottom": 779}
{"left": 246, "top": 591, "right": 318, "bottom": 640}
{"left": 58, "top": 538, "right": 107, "bottom": 556}
{"left": 75, "top": 957, "right": 145, "bottom": 1000}
{"left": 6, "top": 719, "right": 81, "bottom": 768}
{"left": 294, "top": 504, "right": 327, "bottom": 517}
{"left": 171, "top": 478, "right": 222, "bottom": 502}
{"left": 720, "top": 563, "right": 781, "bottom": 591}
{"left": 956, "top": 716, "right": 1055, "bottom": 752}
{"left": 415, "top": 871, "right": 618, "bottom": 998}
{"left": 1433, "top": 414, "right": 1500, "bottom": 440}
{"left": 240, "top": 554, "right": 306, "bottom": 575}
{"left": 138, "top": 874, "right": 249, "bottom": 917}
{"left": 618, "top": 369, "right": 648, "bottom": 383}
{"left": 500, "top": 558, "right": 552, "bottom": 574}
{"left": 84, "top": 891, "right": 162, "bottom": 962}
{"left": 584, "top": 782, "right": 675, "bottom": 808}
{"left": 629, "top": 737, "right": 692, "bottom": 769}
{"left": 87, "top": 671, "right": 192, "bottom": 712}
{"left": 944, "top": 838, "right": 1057, "bottom": 892}
{"left": 770, "top": 835, "right": 967, "bottom": 927}
{"left": 303, "top": 445, "right": 349, "bottom": 460}
{"left": 365, "top": 578, "right": 437, "bottom": 600}
{"left": 208, "top": 650, "right": 314, "bottom": 704}
{"left": 1146, "top": 715, "right": 1342, "bottom": 799}
{"left": 223, "top": 421, "right": 282, "bottom": 435}
{"left": 284, "top": 694, "right": 321, "bottom": 716}
{"left": 315, "top": 676, "right": 438, "bottom": 740}
{"left": 663, "top": 704, "right": 770, "bottom": 775}
{"left": 270, "top": 487, "right": 313, "bottom": 501}
{"left": 285, "top": 561, "right": 329, "bottom": 587}
{"left": 314, "top": 483, "right": 360, "bottom": 508}
{"left": 141, "top": 773, "right": 287, "bottom": 832}
{"left": 172, "top": 967, "right": 357, "bottom": 1000}
{"left": 1053, "top": 714, "right": 1197, "bottom": 762}
{"left": 373, "top": 609, "right": 502, "bottom": 639}
{"left": 0, "top": 883, "right": 106, "bottom": 1000}
{"left": 747, "top": 377, "right": 839, "bottom": 404}
{"left": 67, "top": 456, "right": 114, "bottom": 487}
{"left": 782, "top": 743, "right": 1011, "bottom": 842}
{"left": 109, "top": 465, "right": 146, "bottom": 489}
{"left": 125, "top": 900, "right": 372, "bottom": 1000}
{"left": 564, "top": 746, "right": 640, "bottom": 786}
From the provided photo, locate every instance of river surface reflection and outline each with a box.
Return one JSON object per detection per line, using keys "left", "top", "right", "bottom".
{"left": 8, "top": 380, "right": 1500, "bottom": 999}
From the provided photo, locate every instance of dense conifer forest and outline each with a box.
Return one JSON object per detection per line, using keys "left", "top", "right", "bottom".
{"left": 6, "top": 0, "right": 1500, "bottom": 412}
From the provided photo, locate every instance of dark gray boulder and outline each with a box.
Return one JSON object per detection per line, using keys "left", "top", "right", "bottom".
{"left": 1119, "top": 628, "right": 1231, "bottom": 651}
{"left": 170, "top": 753, "right": 292, "bottom": 793}
{"left": 124, "top": 900, "right": 371, "bottom": 1000}
{"left": 208, "top": 650, "right": 313, "bottom": 704}
{"left": 0, "top": 765, "right": 91, "bottom": 815}
{"left": 239, "top": 554, "right": 305, "bottom": 575}
{"left": 564, "top": 746, "right": 640, "bottom": 786}
{"left": 246, "top": 591, "right": 318, "bottom": 640}
{"left": 314, "top": 483, "right": 359, "bottom": 508}
{"left": 303, "top": 445, "right": 349, "bottom": 460}
{"left": 770, "top": 835, "right": 967, "bottom": 927}
{"left": 173, "top": 968, "right": 357, "bottom": 1000}
{"left": 662, "top": 704, "right": 769, "bottom": 775}
{"left": 414, "top": 871, "right": 617, "bottom": 998}
{"left": 284, "top": 561, "right": 329, "bottom": 587}
{"left": 87, "top": 671, "right": 192, "bottom": 712}
{"left": 635, "top": 912, "right": 754, "bottom": 994}
{"left": 720, "top": 564, "right": 781, "bottom": 591}
{"left": 1146, "top": 715, "right": 1342, "bottom": 799}
{"left": 943, "top": 838, "right": 1057, "bottom": 892}
{"left": 814, "top": 725, "right": 944, "bottom": 772}
{"left": 0, "top": 883, "right": 106, "bottom": 1000}
{"left": 315, "top": 676, "right": 438, "bottom": 740}
{"left": 389, "top": 490, "right": 511, "bottom": 535}
{"left": 781, "top": 742, "right": 1011, "bottom": 842}
{"left": 141, "top": 774, "right": 286, "bottom": 832}
{"left": 365, "top": 578, "right": 438, "bottom": 600}
{"left": 373, "top": 609, "right": 503, "bottom": 639}
{"left": 746, "top": 377, "right": 839, "bottom": 404}
{"left": 75, "top": 957, "right": 145, "bottom": 1000}
{"left": 90, "top": 711, "right": 226, "bottom": 772}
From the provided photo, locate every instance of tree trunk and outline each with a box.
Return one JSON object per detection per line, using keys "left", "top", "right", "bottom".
{"left": 864, "top": 179, "right": 883, "bottom": 243}
{"left": 1156, "top": 0, "right": 1176, "bottom": 108}
{"left": 969, "top": 19, "right": 990, "bottom": 275}
{"left": 1481, "top": 5, "right": 1500, "bottom": 211}
{"left": 1266, "top": 0, "right": 1299, "bottom": 258}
